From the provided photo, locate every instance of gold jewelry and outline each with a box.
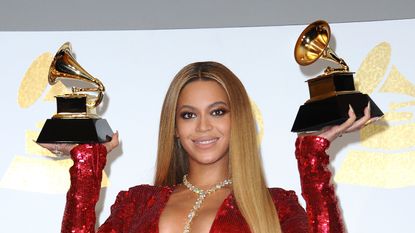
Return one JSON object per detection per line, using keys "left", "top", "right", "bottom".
{"left": 182, "top": 174, "right": 232, "bottom": 233}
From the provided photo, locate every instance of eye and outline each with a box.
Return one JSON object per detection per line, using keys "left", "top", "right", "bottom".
{"left": 211, "top": 108, "right": 228, "bottom": 117}
{"left": 180, "top": 112, "right": 197, "bottom": 119}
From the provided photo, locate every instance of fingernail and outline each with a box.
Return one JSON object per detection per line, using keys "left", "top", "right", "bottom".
{"left": 349, "top": 104, "right": 354, "bottom": 113}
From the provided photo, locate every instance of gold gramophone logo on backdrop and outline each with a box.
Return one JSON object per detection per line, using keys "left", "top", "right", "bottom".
{"left": 335, "top": 42, "right": 415, "bottom": 188}
{"left": 0, "top": 44, "right": 110, "bottom": 193}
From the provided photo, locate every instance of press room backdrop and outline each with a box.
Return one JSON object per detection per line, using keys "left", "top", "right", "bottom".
{"left": 0, "top": 19, "right": 414, "bottom": 232}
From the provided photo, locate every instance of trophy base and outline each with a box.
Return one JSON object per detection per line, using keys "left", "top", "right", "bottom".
{"left": 36, "top": 118, "right": 113, "bottom": 143}
{"left": 291, "top": 92, "right": 384, "bottom": 133}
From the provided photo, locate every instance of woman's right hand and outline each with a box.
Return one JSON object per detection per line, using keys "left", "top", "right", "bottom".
{"left": 38, "top": 131, "right": 120, "bottom": 156}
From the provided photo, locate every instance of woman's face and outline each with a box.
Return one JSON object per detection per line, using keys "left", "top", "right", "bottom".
{"left": 175, "top": 80, "right": 231, "bottom": 167}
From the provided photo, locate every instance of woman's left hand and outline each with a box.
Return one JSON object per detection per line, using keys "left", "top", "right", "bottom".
{"left": 316, "top": 103, "right": 376, "bottom": 142}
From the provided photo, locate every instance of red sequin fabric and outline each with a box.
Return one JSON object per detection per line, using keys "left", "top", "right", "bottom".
{"left": 295, "top": 136, "right": 345, "bottom": 233}
{"left": 61, "top": 136, "right": 344, "bottom": 233}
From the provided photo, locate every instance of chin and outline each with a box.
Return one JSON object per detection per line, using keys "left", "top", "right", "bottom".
{"left": 188, "top": 151, "right": 228, "bottom": 166}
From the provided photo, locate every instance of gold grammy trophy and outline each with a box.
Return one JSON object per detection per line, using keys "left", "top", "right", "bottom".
{"left": 36, "top": 42, "right": 113, "bottom": 143}
{"left": 291, "top": 20, "right": 384, "bottom": 132}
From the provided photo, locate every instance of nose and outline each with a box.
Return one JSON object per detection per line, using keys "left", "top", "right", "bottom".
{"left": 196, "top": 115, "right": 212, "bottom": 132}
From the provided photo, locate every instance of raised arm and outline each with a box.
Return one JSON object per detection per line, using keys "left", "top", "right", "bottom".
{"left": 39, "top": 132, "right": 119, "bottom": 233}
{"left": 295, "top": 104, "right": 373, "bottom": 233}
{"left": 61, "top": 143, "right": 107, "bottom": 233}
{"left": 295, "top": 136, "right": 344, "bottom": 233}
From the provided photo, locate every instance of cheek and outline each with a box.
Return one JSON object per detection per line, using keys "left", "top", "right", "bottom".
{"left": 218, "top": 118, "right": 231, "bottom": 136}
{"left": 175, "top": 120, "right": 193, "bottom": 138}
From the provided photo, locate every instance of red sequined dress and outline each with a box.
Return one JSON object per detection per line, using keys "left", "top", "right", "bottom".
{"left": 61, "top": 136, "right": 345, "bottom": 233}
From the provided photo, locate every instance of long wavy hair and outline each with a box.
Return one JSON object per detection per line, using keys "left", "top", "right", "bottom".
{"left": 154, "top": 61, "right": 282, "bottom": 233}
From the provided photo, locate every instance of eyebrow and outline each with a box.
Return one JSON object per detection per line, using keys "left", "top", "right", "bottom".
{"left": 177, "top": 101, "right": 229, "bottom": 111}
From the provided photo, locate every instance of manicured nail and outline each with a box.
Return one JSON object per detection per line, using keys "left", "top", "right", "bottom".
{"left": 349, "top": 104, "right": 354, "bottom": 113}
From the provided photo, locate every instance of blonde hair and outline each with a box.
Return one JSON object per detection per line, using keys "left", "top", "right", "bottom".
{"left": 154, "top": 61, "right": 282, "bottom": 233}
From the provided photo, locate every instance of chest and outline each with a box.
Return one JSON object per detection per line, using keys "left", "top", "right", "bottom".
{"left": 160, "top": 190, "right": 231, "bottom": 233}
{"left": 128, "top": 191, "right": 250, "bottom": 233}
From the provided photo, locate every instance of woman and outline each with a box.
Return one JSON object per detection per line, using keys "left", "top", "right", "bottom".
{"left": 41, "top": 61, "right": 371, "bottom": 233}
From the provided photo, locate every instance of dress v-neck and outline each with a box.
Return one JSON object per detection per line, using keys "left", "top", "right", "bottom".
{"left": 156, "top": 186, "right": 234, "bottom": 233}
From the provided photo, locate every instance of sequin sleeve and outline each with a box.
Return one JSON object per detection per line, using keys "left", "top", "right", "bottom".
{"left": 295, "top": 136, "right": 345, "bottom": 233}
{"left": 61, "top": 144, "right": 107, "bottom": 233}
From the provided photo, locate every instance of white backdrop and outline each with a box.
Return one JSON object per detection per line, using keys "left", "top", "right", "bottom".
{"left": 1, "top": 19, "right": 414, "bottom": 232}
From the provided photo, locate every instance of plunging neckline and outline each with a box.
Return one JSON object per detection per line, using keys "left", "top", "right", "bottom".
{"left": 156, "top": 186, "right": 234, "bottom": 233}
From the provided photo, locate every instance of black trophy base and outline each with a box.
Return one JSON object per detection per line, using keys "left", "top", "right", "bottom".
{"left": 291, "top": 92, "right": 384, "bottom": 132}
{"left": 56, "top": 95, "right": 87, "bottom": 113}
{"left": 36, "top": 118, "right": 113, "bottom": 143}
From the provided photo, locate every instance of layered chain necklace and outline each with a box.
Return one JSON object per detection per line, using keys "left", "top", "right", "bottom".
{"left": 182, "top": 174, "right": 232, "bottom": 233}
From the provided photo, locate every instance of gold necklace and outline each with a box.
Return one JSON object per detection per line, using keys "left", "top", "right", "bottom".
{"left": 182, "top": 174, "right": 232, "bottom": 233}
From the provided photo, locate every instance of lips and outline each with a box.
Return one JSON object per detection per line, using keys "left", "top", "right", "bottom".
{"left": 192, "top": 137, "right": 219, "bottom": 148}
{"left": 194, "top": 138, "right": 218, "bottom": 144}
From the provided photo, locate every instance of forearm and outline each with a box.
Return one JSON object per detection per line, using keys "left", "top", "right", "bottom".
{"left": 295, "top": 136, "right": 345, "bottom": 233}
{"left": 61, "top": 144, "right": 107, "bottom": 233}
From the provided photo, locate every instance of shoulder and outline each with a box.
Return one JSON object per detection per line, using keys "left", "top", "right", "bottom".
{"left": 268, "top": 187, "right": 300, "bottom": 204}
{"left": 99, "top": 185, "right": 172, "bottom": 231}
{"left": 268, "top": 187, "right": 309, "bottom": 232}
{"left": 268, "top": 187, "right": 303, "bottom": 213}
{"left": 126, "top": 184, "right": 171, "bottom": 194}
{"left": 108, "top": 185, "right": 172, "bottom": 217}
{"left": 114, "top": 184, "right": 172, "bottom": 204}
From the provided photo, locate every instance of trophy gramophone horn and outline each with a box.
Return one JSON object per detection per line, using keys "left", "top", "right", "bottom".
{"left": 36, "top": 42, "right": 113, "bottom": 144}
{"left": 49, "top": 42, "right": 105, "bottom": 108}
{"left": 291, "top": 20, "right": 384, "bottom": 133}
{"left": 294, "top": 20, "right": 349, "bottom": 73}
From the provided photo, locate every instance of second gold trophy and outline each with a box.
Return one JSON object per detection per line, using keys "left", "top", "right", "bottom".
{"left": 291, "top": 20, "right": 384, "bottom": 132}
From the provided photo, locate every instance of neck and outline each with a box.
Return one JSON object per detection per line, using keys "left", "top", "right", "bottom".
{"left": 187, "top": 159, "right": 230, "bottom": 190}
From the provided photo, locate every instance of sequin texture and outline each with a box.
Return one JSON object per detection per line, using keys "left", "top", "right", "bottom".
{"left": 295, "top": 136, "right": 345, "bottom": 233}
{"left": 61, "top": 136, "right": 344, "bottom": 233}
{"left": 61, "top": 144, "right": 107, "bottom": 233}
